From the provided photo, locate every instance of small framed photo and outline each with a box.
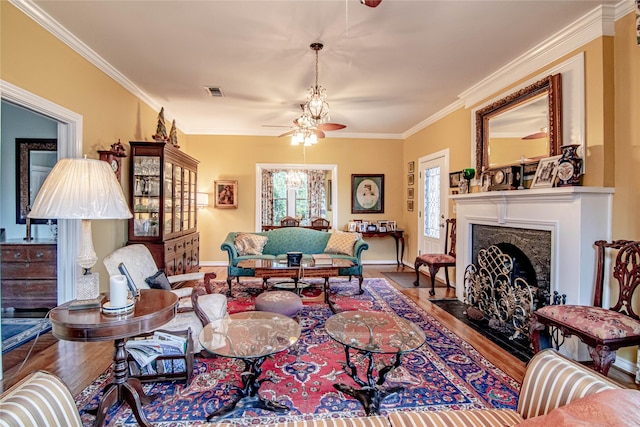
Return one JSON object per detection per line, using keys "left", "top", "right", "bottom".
{"left": 531, "top": 155, "right": 561, "bottom": 188}
{"left": 387, "top": 221, "right": 397, "bottom": 231}
{"left": 449, "top": 171, "right": 462, "bottom": 188}
{"left": 214, "top": 180, "right": 238, "bottom": 208}
{"left": 347, "top": 221, "right": 357, "bottom": 232}
{"left": 408, "top": 161, "right": 415, "bottom": 174}
{"left": 351, "top": 174, "right": 384, "bottom": 214}
{"left": 408, "top": 174, "right": 414, "bottom": 186}
{"left": 358, "top": 222, "right": 368, "bottom": 233}
{"left": 407, "top": 200, "right": 414, "bottom": 211}
{"left": 407, "top": 188, "right": 414, "bottom": 199}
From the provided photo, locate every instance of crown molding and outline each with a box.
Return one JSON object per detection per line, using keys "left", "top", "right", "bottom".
{"left": 10, "top": 0, "right": 164, "bottom": 118}
{"left": 459, "top": 4, "right": 617, "bottom": 109}
{"left": 403, "top": 100, "right": 465, "bottom": 139}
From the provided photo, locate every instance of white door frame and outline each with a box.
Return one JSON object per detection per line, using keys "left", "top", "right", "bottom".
{"left": 416, "top": 149, "right": 450, "bottom": 274}
{"left": 1, "top": 80, "right": 83, "bottom": 304}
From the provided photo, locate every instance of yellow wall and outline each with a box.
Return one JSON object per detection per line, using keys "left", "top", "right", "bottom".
{"left": 0, "top": 3, "right": 187, "bottom": 288}
{"left": 186, "top": 135, "right": 403, "bottom": 262}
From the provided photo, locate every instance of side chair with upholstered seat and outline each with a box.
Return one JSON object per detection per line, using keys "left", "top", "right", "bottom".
{"left": 529, "top": 239, "right": 640, "bottom": 376}
{"left": 280, "top": 216, "right": 300, "bottom": 227}
{"left": 413, "top": 218, "right": 456, "bottom": 296}
{"left": 310, "top": 217, "right": 331, "bottom": 231}
{"left": 103, "top": 244, "right": 227, "bottom": 353}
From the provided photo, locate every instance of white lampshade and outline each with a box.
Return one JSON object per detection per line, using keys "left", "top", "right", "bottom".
{"left": 28, "top": 157, "right": 132, "bottom": 220}
{"left": 28, "top": 157, "right": 132, "bottom": 301}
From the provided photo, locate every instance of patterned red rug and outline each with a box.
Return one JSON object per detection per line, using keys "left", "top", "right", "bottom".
{"left": 75, "top": 278, "right": 520, "bottom": 426}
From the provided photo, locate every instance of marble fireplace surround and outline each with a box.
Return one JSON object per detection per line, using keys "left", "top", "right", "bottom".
{"left": 451, "top": 187, "right": 614, "bottom": 310}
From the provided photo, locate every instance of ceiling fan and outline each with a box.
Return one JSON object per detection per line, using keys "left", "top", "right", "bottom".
{"left": 360, "top": 0, "right": 383, "bottom": 7}
{"left": 264, "top": 42, "right": 347, "bottom": 145}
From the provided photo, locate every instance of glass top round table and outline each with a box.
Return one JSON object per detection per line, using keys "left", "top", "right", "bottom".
{"left": 198, "top": 311, "right": 301, "bottom": 420}
{"left": 325, "top": 310, "right": 426, "bottom": 354}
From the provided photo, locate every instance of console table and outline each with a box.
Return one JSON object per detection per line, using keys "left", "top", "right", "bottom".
{"left": 360, "top": 230, "right": 404, "bottom": 265}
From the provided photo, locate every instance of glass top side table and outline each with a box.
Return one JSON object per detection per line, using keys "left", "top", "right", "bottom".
{"left": 199, "top": 311, "right": 301, "bottom": 420}
{"left": 325, "top": 310, "right": 426, "bottom": 415}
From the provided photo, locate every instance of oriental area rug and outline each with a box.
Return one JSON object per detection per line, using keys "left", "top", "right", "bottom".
{"left": 75, "top": 278, "right": 520, "bottom": 426}
{"left": 1, "top": 317, "right": 51, "bottom": 354}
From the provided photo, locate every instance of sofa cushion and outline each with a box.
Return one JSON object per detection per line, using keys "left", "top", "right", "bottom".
{"left": 389, "top": 409, "right": 523, "bottom": 427}
{"left": 325, "top": 230, "right": 361, "bottom": 256}
{"left": 388, "top": 409, "right": 523, "bottom": 427}
{"left": 517, "top": 389, "right": 640, "bottom": 426}
{"left": 235, "top": 233, "right": 269, "bottom": 256}
{"left": 261, "top": 415, "right": 390, "bottom": 427}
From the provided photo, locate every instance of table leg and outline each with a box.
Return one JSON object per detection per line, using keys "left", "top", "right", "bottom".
{"left": 334, "top": 348, "right": 405, "bottom": 415}
{"left": 91, "top": 338, "right": 157, "bottom": 427}
{"left": 207, "top": 356, "right": 289, "bottom": 420}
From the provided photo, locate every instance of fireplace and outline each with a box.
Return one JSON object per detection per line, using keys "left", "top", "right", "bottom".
{"left": 451, "top": 187, "right": 614, "bottom": 361}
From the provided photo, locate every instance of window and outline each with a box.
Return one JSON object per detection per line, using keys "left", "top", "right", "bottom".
{"left": 272, "top": 171, "right": 309, "bottom": 223}
{"left": 423, "top": 166, "right": 441, "bottom": 239}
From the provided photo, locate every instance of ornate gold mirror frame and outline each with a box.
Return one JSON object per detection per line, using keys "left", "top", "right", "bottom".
{"left": 475, "top": 73, "right": 562, "bottom": 172}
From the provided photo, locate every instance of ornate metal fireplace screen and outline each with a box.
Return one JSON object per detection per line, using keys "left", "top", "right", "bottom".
{"left": 464, "top": 245, "right": 534, "bottom": 340}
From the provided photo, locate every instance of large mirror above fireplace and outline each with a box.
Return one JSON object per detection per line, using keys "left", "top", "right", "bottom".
{"left": 475, "top": 73, "right": 563, "bottom": 172}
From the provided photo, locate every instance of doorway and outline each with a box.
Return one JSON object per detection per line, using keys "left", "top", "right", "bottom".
{"left": 416, "top": 149, "right": 450, "bottom": 281}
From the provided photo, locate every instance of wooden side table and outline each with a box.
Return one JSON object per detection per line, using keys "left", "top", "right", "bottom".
{"left": 360, "top": 230, "right": 405, "bottom": 265}
{"left": 50, "top": 289, "right": 178, "bottom": 427}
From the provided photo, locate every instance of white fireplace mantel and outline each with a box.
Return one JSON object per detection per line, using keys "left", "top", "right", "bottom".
{"left": 451, "top": 187, "right": 614, "bottom": 306}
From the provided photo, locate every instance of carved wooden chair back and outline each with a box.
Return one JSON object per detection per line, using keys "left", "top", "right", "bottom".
{"left": 280, "top": 216, "right": 300, "bottom": 227}
{"left": 594, "top": 240, "right": 640, "bottom": 319}
{"left": 444, "top": 218, "right": 457, "bottom": 257}
{"left": 310, "top": 217, "right": 330, "bottom": 231}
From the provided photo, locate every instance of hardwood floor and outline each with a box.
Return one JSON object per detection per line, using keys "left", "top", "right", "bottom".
{"left": 2, "top": 264, "right": 637, "bottom": 395}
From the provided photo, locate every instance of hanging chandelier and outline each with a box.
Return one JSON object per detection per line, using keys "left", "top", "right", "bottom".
{"left": 286, "top": 170, "right": 304, "bottom": 189}
{"left": 303, "top": 43, "right": 330, "bottom": 126}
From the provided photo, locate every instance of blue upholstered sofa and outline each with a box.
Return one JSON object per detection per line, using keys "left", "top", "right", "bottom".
{"left": 221, "top": 227, "right": 368, "bottom": 293}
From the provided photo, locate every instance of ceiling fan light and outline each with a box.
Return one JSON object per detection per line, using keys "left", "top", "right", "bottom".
{"left": 309, "top": 133, "right": 318, "bottom": 144}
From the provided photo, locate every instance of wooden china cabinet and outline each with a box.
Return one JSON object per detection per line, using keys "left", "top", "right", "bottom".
{"left": 127, "top": 141, "right": 200, "bottom": 276}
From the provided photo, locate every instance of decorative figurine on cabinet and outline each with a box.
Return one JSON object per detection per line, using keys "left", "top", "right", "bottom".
{"left": 152, "top": 107, "right": 169, "bottom": 142}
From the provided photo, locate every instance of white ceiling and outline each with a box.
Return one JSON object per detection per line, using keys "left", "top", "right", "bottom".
{"left": 26, "top": 0, "right": 619, "bottom": 139}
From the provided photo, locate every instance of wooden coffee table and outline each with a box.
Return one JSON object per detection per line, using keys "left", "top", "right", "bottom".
{"left": 50, "top": 289, "right": 178, "bottom": 427}
{"left": 237, "top": 258, "right": 353, "bottom": 310}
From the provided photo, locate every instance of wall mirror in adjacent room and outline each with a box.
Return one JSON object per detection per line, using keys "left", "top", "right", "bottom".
{"left": 16, "top": 138, "right": 58, "bottom": 224}
{"left": 475, "top": 73, "right": 562, "bottom": 172}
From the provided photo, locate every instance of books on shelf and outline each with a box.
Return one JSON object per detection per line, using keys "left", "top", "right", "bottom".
{"left": 312, "top": 254, "right": 333, "bottom": 265}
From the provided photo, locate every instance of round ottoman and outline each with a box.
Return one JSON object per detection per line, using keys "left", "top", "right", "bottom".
{"left": 254, "top": 291, "right": 303, "bottom": 318}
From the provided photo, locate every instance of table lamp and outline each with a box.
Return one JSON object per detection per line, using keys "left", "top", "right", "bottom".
{"left": 28, "top": 157, "right": 132, "bottom": 303}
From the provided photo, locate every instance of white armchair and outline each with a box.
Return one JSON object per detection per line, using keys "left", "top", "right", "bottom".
{"left": 103, "top": 244, "right": 227, "bottom": 352}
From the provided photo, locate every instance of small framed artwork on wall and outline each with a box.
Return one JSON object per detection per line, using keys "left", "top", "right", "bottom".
{"left": 408, "top": 161, "right": 415, "bottom": 173}
{"left": 408, "top": 174, "right": 414, "bottom": 186}
{"left": 407, "top": 188, "right": 414, "bottom": 199}
{"left": 407, "top": 200, "right": 414, "bottom": 211}
{"left": 214, "top": 180, "right": 238, "bottom": 208}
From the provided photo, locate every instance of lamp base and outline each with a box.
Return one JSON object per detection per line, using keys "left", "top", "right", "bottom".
{"left": 77, "top": 272, "right": 100, "bottom": 300}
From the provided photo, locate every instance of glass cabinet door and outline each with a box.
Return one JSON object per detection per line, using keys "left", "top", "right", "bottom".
{"left": 189, "top": 169, "right": 196, "bottom": 231}
{"left": 174, "top": 165, "right": 182, "bottom": 233}
{"left": 164, "top": 162, "right": 173, "bottom": 235}
{"left": 132, "top": 155, "right": 161, "bottom": 237}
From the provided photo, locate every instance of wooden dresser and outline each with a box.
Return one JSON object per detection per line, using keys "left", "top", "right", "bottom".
{"left": 1, "top": 239, "right": 57, "bottom": 309}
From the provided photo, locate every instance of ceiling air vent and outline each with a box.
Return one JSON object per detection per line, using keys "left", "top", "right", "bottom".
{"left": 205, "top": 86, "right": 224, "bottom": 97}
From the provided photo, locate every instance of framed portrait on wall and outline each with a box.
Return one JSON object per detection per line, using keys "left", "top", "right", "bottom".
{"left": 214, "top": 180, "right": 238, "bottom": 208}
{"left": 351, "top": 174, "right": 384, "bottom": 214}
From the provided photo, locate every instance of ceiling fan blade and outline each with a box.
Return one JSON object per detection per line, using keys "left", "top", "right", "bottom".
{"left": 278, "top": 130, "right": 296, "bottom": 137}
{"left": 318, "top": 123, "right": 346, "bottom": 131}
{"left": 522, "top": 131, "right": 548, "bottom": 140}
{"left": 315, "top": 130, "right": 326, "bottom": 139}
{"left": 263, "top": 124, "right": 293, "bottom": 128}
{"left": 361, "top": 0, "right": 382, "bottom": 7}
